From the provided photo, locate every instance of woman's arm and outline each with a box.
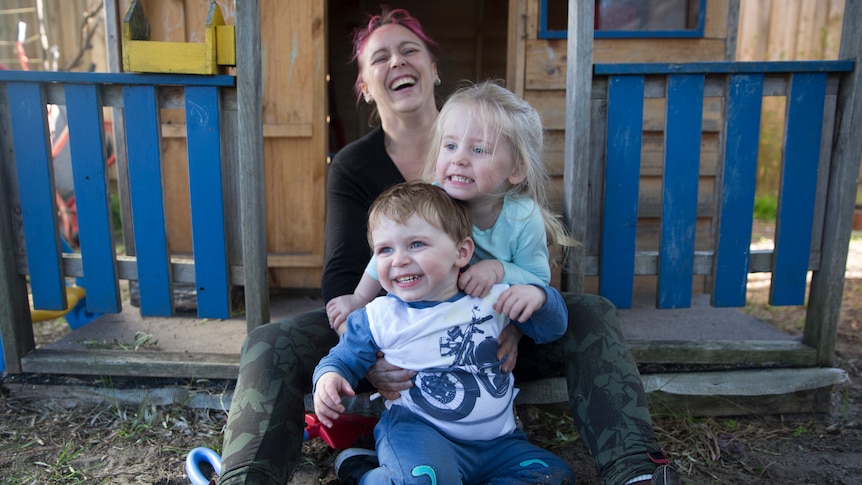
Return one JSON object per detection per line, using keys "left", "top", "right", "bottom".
{"left": 322, "top": 162, "right": 376, "bottom": 301}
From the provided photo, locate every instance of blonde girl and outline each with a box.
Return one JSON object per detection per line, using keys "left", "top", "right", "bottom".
{"left": 327, "top": 80, "right": 570, "bottom": 329}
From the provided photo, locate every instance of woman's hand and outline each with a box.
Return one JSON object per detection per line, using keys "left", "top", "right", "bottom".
{"left": 458, "top": 260, "right": 504, "bottom": 297}
{"left": 366, "top": 351, "right": 417, "bottom": 400}
{"left": 497, "top": 325, "right": 523, "bottom": 373}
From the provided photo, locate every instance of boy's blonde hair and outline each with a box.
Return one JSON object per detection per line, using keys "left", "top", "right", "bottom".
{"left": 367, "top": 182, "right": 473, "bottom": 247}
{"left": 423, "top": 80, "right": 572, "bottom": 251}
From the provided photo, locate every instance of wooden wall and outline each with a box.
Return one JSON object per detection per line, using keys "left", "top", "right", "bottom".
{"left": 736, "top": 0, "right": 847, "bottom": 196}
{"left": 511, "top": 0, "right": 737, "bottom": 242}
{"left": 116, "top": 0, "right": 327, "bottom": 289}
{"left": 737, "top": 0, "right": 844, "bottom": 62}
{"left": 23, "top": 1, "right": 832, "bottom": 293}
{"left": 507, "top": 0, "right": 738, "bottom": 291}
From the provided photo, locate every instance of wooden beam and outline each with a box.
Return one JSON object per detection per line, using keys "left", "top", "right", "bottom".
{"left": 805, "top": 0, "right": 862, "bottom": 365}
{"left": 628, "top": 340, "right": 817, "bottom": 366}
{"left": 506, "top": 0, "right": 527, "bottom": 97}
{"left": 561, "top": 0, "right": 593, "bottom": 292}
{"left": 0, "top": 86, "right": 34, "bottom": 373}
{"left": 236, "top": 0, "right": 269, "bottom": 330}
{"left": 515, "top": 367, "right": 845, "bottom": 416}
{"left": 20, "top": 348, "right": 238, "bottom": 379}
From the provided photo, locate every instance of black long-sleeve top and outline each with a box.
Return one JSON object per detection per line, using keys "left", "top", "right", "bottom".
{"left": 322, "top": 126, "right": 407, "bottom": 302}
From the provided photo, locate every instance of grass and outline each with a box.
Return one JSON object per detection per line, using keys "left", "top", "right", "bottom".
{"left": 80, "top": 330, "right": 158, "bottom": 351}
{"left": 753, "top": 194, "right": 777, "bottom": 221}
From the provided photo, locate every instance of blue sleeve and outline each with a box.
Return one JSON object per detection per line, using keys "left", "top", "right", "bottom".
{"left": 513, "top": 285, "right": 567, "bottom": 344}
{"left": 312, "top": 309, "right": 381, "bottom": 388}
{"left": 499, "top": 208, "right": 550, "bottom": 286}
{"left": 365, "top": 256, "right": 379, "bottom": 281}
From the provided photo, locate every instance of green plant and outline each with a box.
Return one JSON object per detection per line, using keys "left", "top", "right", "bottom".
{"left": 753, "top": 195, "right": 778, "bottom": 221}
{"left": 34, "top": 441, "right": 90, "bottom": 484}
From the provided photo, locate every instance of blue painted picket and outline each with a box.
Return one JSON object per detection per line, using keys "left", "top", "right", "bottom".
{"left": 7, "top": 81, "right": 66, "bottom": 311}
{"left": 593, "top": 61, "right": 852, "bottom": 310}
{"left": 657, "top": 74, "right": 704, "bottom": 309}
{"left": 713, "top": 74, "right": 764, "bottom": 307}
{"left": 0, "top": 70, "right": 235, "bottom": 321}
{"left": 185, "top": 86, "right": 230, "bottom": 317}
{"left": 771, "top": 73, "right": 828, "bottom": 305}
{"left": 599, "top": 75, "right": 644, "bottom": 309}
{"left": 123, "top": 84, "right": 175, "bottom": 316}
{"left": 64, "top": 83, "right": 121, "bottom": 313}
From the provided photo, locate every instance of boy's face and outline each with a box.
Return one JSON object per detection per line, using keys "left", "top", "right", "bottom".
{"left": 372, "top": 213, "right": 473, "bottom": 302}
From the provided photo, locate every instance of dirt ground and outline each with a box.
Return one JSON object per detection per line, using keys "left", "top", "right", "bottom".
{"left": 2, "top": 225, "right": 862, "bottom": 484}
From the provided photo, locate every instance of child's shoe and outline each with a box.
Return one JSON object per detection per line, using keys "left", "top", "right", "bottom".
{"left": 334, "top": 448, "right": 378, "bottom": 485}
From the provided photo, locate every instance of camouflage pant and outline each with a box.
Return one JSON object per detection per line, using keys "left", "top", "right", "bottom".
{"left": 217, "top": 293, "right": 662, "bottom": 485}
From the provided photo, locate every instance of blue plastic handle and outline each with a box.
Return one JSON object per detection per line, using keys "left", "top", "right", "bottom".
{"left": 186, "top": 447, "right": 222, "bottom": 485}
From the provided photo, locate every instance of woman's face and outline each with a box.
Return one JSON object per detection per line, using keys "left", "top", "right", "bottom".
{"left": 358, "top": 24, "right": 438, "bottom": 119}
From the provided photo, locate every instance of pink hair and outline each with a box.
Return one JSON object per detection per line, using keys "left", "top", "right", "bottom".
{"left": 351, "top": 7, "right": 437, "bottom": 102}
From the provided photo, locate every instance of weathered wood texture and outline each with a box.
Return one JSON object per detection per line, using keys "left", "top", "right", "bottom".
{"left": 561, "top": 0, "right": 592, "bottom": 292}
{"left": 236, "top": 0, "right": 269, "bottom": 329}
{"left": 560, "top": 0, "right": 860, "bottom": 375}
{"left": 804, "top": 0, "right": 862, "bottom": 365}
{"left": 116, "top": 0, "right": 326, "bottom": 289}
{"left": 519, "top": 0, "right": 739, "bottom": 271}
{"left": 736, "top": 0, "right": 849, "bottom": 195}
{"left": 0, "top": 84, "right": 34, "bottom": 373}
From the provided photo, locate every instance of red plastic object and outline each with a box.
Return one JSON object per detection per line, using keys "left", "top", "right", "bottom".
{"left": 303, "top": 413, "right": 378, "bottom": 449}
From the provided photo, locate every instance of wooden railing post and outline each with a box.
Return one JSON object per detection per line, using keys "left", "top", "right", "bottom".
{"left": 562, "top": 0, "right": 594, "bottom": 293}
{"left": 0, "top": 93, "right": 34, "bottom": 373}
{"left": 236, "top": 0, "right": 270, "bottom": 330}
{"left": 804, "top": 0, "right": 862, "bottom": 366}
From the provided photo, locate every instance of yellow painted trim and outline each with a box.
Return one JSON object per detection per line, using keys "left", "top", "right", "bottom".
{"left": 122, "top": 0, "right": 236, "bottom": 74}
{"left": 216, "top": 26, "right": 236, "bottom": 66}
{"left": 126, "top": 40, "right": 213, "bottom": 74}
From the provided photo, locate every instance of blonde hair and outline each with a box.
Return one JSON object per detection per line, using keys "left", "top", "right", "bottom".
{"left": 423, "top": 80, "right": 572, "bottom": 252}
{"left": 367, "top": 182, "right": 473, "bottom": 247}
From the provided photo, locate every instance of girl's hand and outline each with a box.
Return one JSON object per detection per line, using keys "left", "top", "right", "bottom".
{"left": 313, "top": 372, "right": 355, "bottom": 428}
{"left": 458, "top": 260, "right": 504, "bottom": 297}
{"left": 366, "top": 352, "right": 417, "bottom": 400}
{"left": 495, "top": 285, "right": 546, "bottom": 323}
{"left": 326, "top": 294, "right": 366, "bottom": 334}
{"left": 497, "top": 324, "right": 523, "bottom": 373}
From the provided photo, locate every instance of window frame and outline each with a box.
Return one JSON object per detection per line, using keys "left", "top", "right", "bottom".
{"left": 539, "top": 0, "right": 707, "bottom": 39}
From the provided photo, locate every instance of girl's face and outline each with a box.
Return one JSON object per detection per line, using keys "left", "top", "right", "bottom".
{"left": 358, "top": 24, "right": 438, "bottom": 119}
{"left": 372, "top": 214, "right": 472, "bottom": 302}
{"left": 434, "top": 105, "right": 525, "bottom": 204}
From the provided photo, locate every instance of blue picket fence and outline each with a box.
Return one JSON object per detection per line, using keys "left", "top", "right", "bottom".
{"left": 0, "top": 70, "right": 235, "bottom": 321}
{"left": 585, "top": 60, "right": 854, "bottom": 310}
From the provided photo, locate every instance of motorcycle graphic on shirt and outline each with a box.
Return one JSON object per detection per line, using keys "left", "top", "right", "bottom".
{"left": 410, "top": 306, "right": 509, "bottom": 420}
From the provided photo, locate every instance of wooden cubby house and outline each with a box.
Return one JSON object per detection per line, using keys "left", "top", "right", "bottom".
{"left": 1, "top": 0, "right": 861, "bottom": 415}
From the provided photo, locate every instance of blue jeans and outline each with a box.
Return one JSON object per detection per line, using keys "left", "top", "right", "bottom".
{"left": 363, "top": 405, "right": 575, "bottom": 484}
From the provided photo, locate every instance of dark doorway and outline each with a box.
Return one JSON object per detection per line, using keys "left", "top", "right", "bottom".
{"left": 327, "top": 0, "right": 510, "bottom": 153}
